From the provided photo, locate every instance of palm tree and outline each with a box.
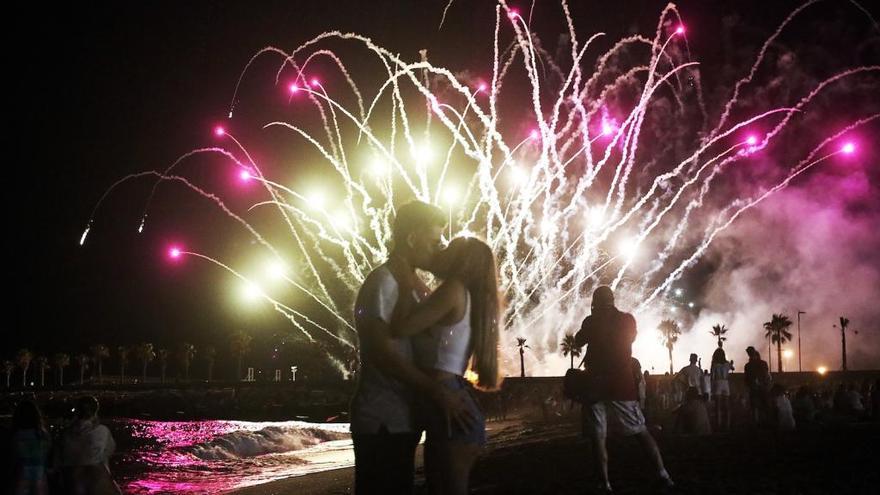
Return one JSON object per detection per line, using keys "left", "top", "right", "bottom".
{"left": 560, "top": 334, "right": 582, "bottom": 369}
{"left": 709, "top": 324, "right": 729, "bottom": 348}
{"left": 3, "top": 361, "right": 14, "bottom": 388}
{"left": 75, "top": 354, "right": 90, "bottom": 384}
{"left": 90, "top": 345, "right": 110, "bottom": 383}
{"left": 134, "top": 343, "right": 155, "bottom": 383}
{"left": 202, "top": 346, "right": 217, "bottom": 381}
{"left": 54, "top": 353, "right": 70, "bottom": 386}
{"left": 16, "top": 349, "right": 33, "bottom": 387}
{"left": 36, "top": 356, "right": 49, "bottom": 387}
{"left": 158, "top": 349, "right": 169, "bottom": 383}
{"left": 763, "top": 313, "right": 793, "bottom": 373}
{"left": 230, "top": 331, "right": 253, "bottom": 381}
{"left": 516, "top": 337, "right": 530, "bottom": 377}
{"left": 178, "top": 343, "right": 196, "bottom": 381}
{"left": 658, "top": 319, "right": 682, "bottom": 374}
{"left": 118, "top": 346, "right": 130, "bottom": 384}
{"left": 833, "top": 317, "right": 858, "bottom": 371}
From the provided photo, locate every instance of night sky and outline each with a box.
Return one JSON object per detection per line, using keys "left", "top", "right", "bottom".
{"left": 9, "top": 1, "right": 879, "bottom": 376}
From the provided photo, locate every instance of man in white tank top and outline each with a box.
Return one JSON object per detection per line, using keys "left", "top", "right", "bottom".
{"left": 351, "top": 201, "right": 473, "bottom": 495}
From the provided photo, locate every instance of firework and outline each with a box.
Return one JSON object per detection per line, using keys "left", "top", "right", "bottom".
{"left": 83, "top": 1, "right": 878, "bottom": 374}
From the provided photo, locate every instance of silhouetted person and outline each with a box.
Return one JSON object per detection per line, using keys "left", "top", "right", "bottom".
{"left": 770, "top": 384, "right": 796, "bottom": 431}
{"left": 351, "top": 201, "right": 472, "bottom": 495}
{"left": 872, "top": 379, "right": 880, "bottom": 421}
{"left": 675, "top": 353, "right": 704, "bottom": 401}
{"left": 710, "top": 348, "right": 733, "bottom": 430}
{"left": 11, "top": 400, "right": 51, "bottom": 495}
{"left": 674, "top": 386, "right": 711, "bottom": 435}
{"left": 55, "top": 396, "right": 120, "bottom": 495}
{"left": 744, "top": 346, "right": 771, "bottom": 425}
{"left": 792, "top": 385, "right": 817, "bottom": 425}
{"left": 575, "top": 286, "right": 673, "bottom": 493}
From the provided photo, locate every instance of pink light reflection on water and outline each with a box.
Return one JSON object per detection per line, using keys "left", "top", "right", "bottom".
{"left": 118, "top": 419, "right": 352, "bottom": 495}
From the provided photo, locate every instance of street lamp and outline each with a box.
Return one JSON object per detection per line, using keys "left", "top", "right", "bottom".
{"left": 797, "top": 311, "right": 805, "bottom": 372}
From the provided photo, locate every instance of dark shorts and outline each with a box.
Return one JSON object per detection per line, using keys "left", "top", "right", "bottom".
{"left": 420, "top": 377, "right": 486, "bottom": 446}
{"left": 352, "top": 427, "right": 420, "bottom": 495}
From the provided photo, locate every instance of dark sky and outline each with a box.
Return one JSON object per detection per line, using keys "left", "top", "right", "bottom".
{"left": 9, "top": 1, "right": 878, "bottom": 374}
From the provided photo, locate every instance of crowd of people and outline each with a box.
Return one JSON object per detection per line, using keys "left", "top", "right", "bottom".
{"left": 639, "top": 346, "right": 880, "bottom": 436}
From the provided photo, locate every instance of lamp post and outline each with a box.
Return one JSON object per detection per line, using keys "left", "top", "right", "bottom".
{"left": 797, "top": 311, "right": 805, "bottom": 372}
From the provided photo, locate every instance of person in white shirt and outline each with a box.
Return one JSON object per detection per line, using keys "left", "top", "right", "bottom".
{"left": 710, "top": 347, "right": 734, "bottom": 431}
{"left": 675, "top": 353, "right": 704, "bottom": 400}
{"left": 56, "top": 396, "right": 120, "bottom": 495}
{"left": 351, "top": 201, "right": 474, "bottom": 495}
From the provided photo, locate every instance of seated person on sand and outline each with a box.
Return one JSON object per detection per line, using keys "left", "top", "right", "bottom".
{"left": 674, "top": 386, "right": 711, "bottom": 435}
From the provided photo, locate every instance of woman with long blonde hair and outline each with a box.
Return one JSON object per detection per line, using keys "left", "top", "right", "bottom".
{"left": 389, "top": 236, "right": 501, "bottom": 495}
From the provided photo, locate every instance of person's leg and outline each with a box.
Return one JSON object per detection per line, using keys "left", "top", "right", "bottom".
{"left": 635, "top": 430, "right": 671, "bottom": 478}
{"left": 353, "top": 433, "right": 382, "bottom": 495}
{"left": 586, "top": 402, "right": 611, "bottom": 490}
{"left": 721, "top": 395, "right": 730, "bottom": 430}
{"left": 385, "top": 432, "right": 421, "bottom": 495}
{"left": 440, "top": 440, "right": 480, "bottom": 495}
{"left": 611, "top": 401, "right": 672, "bottom": 486}
{"left": 424, "top": 432, "right": 443, "bottom": 495}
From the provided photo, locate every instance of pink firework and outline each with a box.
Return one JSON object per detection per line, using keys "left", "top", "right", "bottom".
{"left": 841, "top": 142, "right": 856, "bottom": 154}
{"left": 529, "top": 129, "right": 539, "bottom": 140}
{"left": 213, "top": 126, "right": 225, "bottom": 137}
{"left": 239, "top": 169, "right": 252, "bottom": 181}
{"left": 675, "top": 25, "right": 685, "bottom": 35}
{"left": 288, "top": 82, "right": 300, "bottom": 93}
{"left": 168, "top": 246, "right": 182, "bottom": 259}
{"left": 746, "top": 135, "right": 758, "bottom": 146}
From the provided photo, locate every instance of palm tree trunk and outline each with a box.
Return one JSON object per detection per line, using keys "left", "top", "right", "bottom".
{"left": 40, "top": 368, "right": 45, "bottom": 387}
{"left": 776, "top": 339, "right": 782, "bottom": 373}
{"left": 519, "top": 348, "right": 525, "bottom": 378}
{"left": 570, "top": 353, "right": 574, "bottom": 370}
{"left": 668, "top": 347, "right": 674, "bottom": 375}
{"left": 841, "top": 329, "right": 847, "bottom": 371}
{"left": 22, "top": 366, "right": 29, "bottom": 387}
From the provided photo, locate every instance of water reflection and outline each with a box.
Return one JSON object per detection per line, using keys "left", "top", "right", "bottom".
{"left": 112, "top": 419, "right": 352, "bottom": 494}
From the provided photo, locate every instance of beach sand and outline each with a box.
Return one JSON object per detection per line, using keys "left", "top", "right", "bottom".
{"left": 229, "top": 418, "right": 880, "bottom": 494}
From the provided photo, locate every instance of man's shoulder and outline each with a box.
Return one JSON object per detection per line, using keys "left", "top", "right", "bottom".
{"left": 360, "top": 263, "right": 396, "bottom": 291}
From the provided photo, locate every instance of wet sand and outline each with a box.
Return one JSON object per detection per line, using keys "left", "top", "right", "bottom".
{"left": 230, "top": 419, "right": 879, "bottom": 495}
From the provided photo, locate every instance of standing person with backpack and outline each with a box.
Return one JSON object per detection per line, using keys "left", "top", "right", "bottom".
{"left": 573, "top": 286, "right": 674, "bottom": 493}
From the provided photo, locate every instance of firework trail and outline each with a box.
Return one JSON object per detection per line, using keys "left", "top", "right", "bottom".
{"left": 83, "top": 1, "right": 878, "bottom": 375}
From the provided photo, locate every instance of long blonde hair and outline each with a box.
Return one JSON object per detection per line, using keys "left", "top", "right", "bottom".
{"left": 439, "top": 237, "right": 501, "bottom": 390}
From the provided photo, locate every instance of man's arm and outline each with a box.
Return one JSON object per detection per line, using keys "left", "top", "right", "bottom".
{"left": 389, "top": 281, "right": 458, "bottom": 338}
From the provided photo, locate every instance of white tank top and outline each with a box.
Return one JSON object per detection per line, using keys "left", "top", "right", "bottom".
{"left": 412, "top": 292, "right": 472, "bottom": 376}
